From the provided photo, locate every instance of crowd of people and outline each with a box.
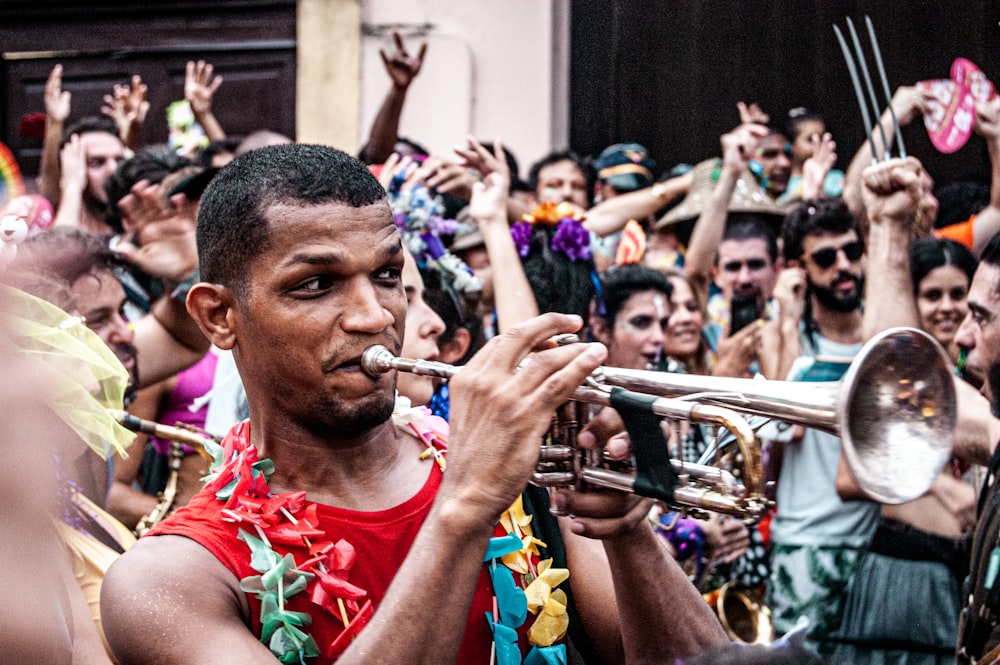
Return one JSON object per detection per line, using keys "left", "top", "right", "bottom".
{"left": 5, "top": 29, "right": 1000, "bottom": 665}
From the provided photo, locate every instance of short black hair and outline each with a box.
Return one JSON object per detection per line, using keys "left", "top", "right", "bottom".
{"left": 935, "top": 180, "right": 991, "bottom": 229}
{"left": 104, "top": 145, "right": 194, "bottom": 233}
{"left": 196, "top": 144, "right": 387, "bottom": 299}
{"left": 910, "top": 237, "right": 978, "bottom": 295}
{"left": 598, "top": 265, "right": 672, "bottom": 328}
{"left": 980, "top": 232, "right": 1000, "bottom": 296}
{"left": 528, "top": 150, "right": 593, "bottom": 204}
{"left": 722, "top": 213, "right": 780, "bottom": 263}
{"left": 63, "top": 116, "right": 121, "bottom": 147}
{"left": 781, "top": 198, "right": 860, "bottom": 263}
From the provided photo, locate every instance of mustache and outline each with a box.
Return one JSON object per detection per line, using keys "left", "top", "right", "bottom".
{"left": 321, "top": 335, "right": 401, "bottom": 373}
{"left": 112, "top": 342, "right": 138, "bottom": 365}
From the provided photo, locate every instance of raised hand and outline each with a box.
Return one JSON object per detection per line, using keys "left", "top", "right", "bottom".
{"left": 801, "top": 132, "right": 837, "bottom": 199}
{"left": 115, "top": 180, "right": 198, "bottom": 284}
{"left": 44, "top": 64, "right": 72, "bottom": 124}
{"left": 736, "top": 101, "right": 770, "bottom": 125}
{"left": 184, "top": 60, "right": 223, "bottom": 118}
{"left": 890, "top": 85, "right": 934, "bottom": 127}
{"left": 861, "top": 156, "right": 930, "bottom": 236}
{"left": 58, "top": 134, "right": 88, "bottom": 196}
{"left": 102, "top": 75, "right": 149, "bottom": 150}
{"left": 443, "top": 316, "right": 607, "bottom": 522}
{"left": 975, "top": 97, "right": 1000, "bottom": 142}
{"left": 720, "top": 123, "right": 768, "bottom": 174}
{"left": 379, "top": 30, "right": 428, "bottom": 90}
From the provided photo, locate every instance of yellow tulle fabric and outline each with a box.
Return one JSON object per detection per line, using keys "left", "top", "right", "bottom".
{"left": 1, "top": 285, "right": 134, "bottom": 458}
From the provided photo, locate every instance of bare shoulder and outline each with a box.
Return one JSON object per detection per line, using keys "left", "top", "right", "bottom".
{"left": 101, "top": 535, "right": 273, "bottom": 664}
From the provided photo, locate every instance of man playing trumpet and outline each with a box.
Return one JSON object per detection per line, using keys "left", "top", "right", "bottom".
{"left": 100, "top": 144, "right": 727, "bottom": 664}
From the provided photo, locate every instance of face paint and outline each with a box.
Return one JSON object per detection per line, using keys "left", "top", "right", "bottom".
{"left": 653, "top": 294, "right": 667, "bottom": 321}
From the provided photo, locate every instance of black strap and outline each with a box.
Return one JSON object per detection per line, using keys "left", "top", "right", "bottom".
{"left": 608, "top": 387, "right": 678, "bottom": 504}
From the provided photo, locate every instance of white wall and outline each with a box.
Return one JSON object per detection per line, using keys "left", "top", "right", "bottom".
{"left": 360, "top": 0, "right": 568, "bottom": 178}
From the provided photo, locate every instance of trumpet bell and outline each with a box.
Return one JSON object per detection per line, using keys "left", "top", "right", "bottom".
{"left": 839, "top": 327, "right": 956, "bottom": 504}
{"left": 598, "top": 328, "right": 955, "bottom": 504}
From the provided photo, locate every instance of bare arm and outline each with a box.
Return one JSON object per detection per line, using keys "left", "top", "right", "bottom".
{"left": 685, "top": 124, "right": 767, "bottom": 297}
{"left": 185, "top": 60, "right": 226, "bottom": 142}
{"left": 39, "top": 64, "right": 71, "bottom": 208}
{"left": 565, "top": 415, "right": 728, "bottom": 662}
{"left": 101, "top": 75, "right": 149, "bottom": 153}
{"left": 116, "top": 182, "right": 209, "bottom": 385}
{"left": 843, "top": 86, "right": 933, "bottom": 229}
{"left": 969, "top": 98, "right": 1000, "bottom": 255}
{"left": 583, "top": 173, "right": 692, "bottom": 237}
{"left": 859, "top": 156, "right": 927, "bottom": 340}
{"left": 361, "top": 31, "right": 427, "bottom": 164}
{"left": 52, "top": 135, "right": 87, "bottom": 229}
{"left": 458, "top": 137, "right": 539, "bottom": 332}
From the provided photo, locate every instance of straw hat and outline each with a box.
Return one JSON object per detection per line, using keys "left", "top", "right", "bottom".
{"left": 655, "top": 157, "right": 787, "bottom": 230}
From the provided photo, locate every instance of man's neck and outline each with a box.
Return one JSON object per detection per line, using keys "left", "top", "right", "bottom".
{"left": 810, "top": 298, "right": 863, "bottom": 346}
{"left": 251, "top": 413, "right": 430, "bottom": 512}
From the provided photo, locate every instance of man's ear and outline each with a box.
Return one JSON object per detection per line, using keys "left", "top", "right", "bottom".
{"left": 186, "top": 283, "right": 238, "bottom": 350}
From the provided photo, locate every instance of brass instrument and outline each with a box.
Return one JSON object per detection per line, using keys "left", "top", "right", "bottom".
{"left": 363, "top": 347, "right": 768, "bottom": 519}
{"left": 703, "top": 582, "right": 774, "bottom": 645}
{"left": 362, "top": 327, "right": 956, "bottom": 513}
{"left": 591, "top": 327, "right": 956, "bottom": 505}
{"left": 109, "top": 409, "right": 216, "bottom": 536}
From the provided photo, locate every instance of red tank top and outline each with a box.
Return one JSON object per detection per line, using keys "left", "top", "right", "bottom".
{"left": 148, "top": 418, "right": 558, "bottom": 664}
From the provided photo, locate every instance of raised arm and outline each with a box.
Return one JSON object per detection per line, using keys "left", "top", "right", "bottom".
{"left": 843, "top": 86, "right": 933, "bottom": 228}
{"left": 859, "top": 156, "right": 927, "bottom": 340}
{"left": 360, "top": 31, "right": 427, "bottom": 165}
{"left": 39, "top": 64, "right": 71, "bottom": 208}
{"left": 115, "top": 181, "right": 208, "bottom": 385}
{"left": 458, "top": 136, "right": 539, "bottom": 332}
{"left": 101, "top": 75, "right": 150, "bottom": 152}
{"left": 964, "top": 98, "right": 1000, "bottom": 255}
{"left": 684, "top": 123, "right": 767, "bottom": 298}
{"left": 185, "top": 60, "right": 226, "bottom": 142}
{"left": 584, "top": 172, "right": 692, "bottom": 237}
{"left": 52, "top": 134, "right": 88, "bottom": 229}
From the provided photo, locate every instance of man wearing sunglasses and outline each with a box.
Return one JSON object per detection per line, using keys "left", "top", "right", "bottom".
{"left": 762, "top": 197, "right": 876, "bottom": 658}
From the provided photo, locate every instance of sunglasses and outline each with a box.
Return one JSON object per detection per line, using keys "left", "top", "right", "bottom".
{"left": 721, "top": 258, "right": 769, "bottom": 273}
{"left": 807, "top": 241, "right": 864, "bottom": 269}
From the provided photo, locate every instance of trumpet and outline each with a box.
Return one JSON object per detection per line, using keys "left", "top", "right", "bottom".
{"left": 108, "top": 409, "right": 217, "bottom": 535}
{"left": 363, "top": 346, "right": 770, "bottom": 519}
{"left": 363, "top": 327, "right": 956, "bottom": 513}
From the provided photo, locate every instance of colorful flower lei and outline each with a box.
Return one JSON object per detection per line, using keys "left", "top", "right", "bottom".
{"left": 207, "top": 396, "right": 569, "bottom": 664}
{"left": 511, "top": 201, "right": 592, "bottom": 263}
{"left": 386, "top": 172, "right": 482, "bottom": 296}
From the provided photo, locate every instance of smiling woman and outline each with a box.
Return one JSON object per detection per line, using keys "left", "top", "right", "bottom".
{"left": 910, "top": 237, "right": 978, "bottom": 368}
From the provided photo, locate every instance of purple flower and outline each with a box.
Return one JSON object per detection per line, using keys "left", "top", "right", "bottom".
{"left": 550, "top": 219, "right": 591, "bottom": 262}
{"left": 510, "top": 221, "right": 532, "bottom": 257}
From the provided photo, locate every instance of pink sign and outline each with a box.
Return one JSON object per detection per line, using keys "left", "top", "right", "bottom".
{"left": 917, "top": 79, "right": 976, "bottom": 154}
{"left": 951, "top": 57, "right": 998, "bottom": 103}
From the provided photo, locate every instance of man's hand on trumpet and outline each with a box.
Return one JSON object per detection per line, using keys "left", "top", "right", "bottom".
{"left": 557, "top": 405, "right": 652, "bottom": 540}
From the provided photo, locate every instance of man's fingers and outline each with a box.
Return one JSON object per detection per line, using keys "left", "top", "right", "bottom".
{"left": 464, "top": 312, "right": 585, "bottom": 373}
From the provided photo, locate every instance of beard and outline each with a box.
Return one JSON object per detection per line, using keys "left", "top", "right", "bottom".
{"left": 811, "top": 272, "right": 864, "bottom": 313}
{"left": 302, "top": 377, "right": 398, "bottom": 438}
{"left": 113, "top": 342, "right": 140, "bottom": 407}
